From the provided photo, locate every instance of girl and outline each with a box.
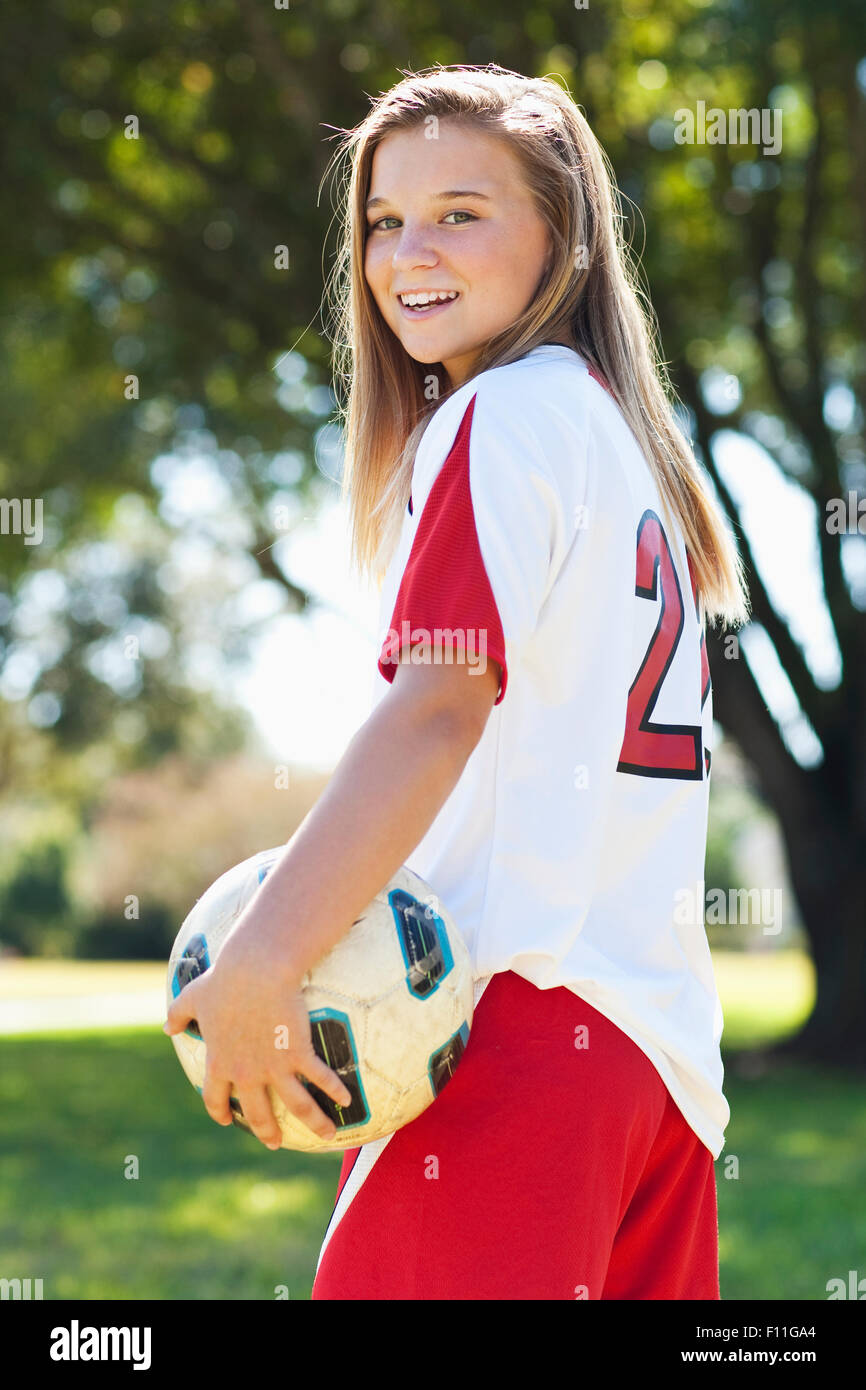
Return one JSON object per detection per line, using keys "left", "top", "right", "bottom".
{"left": 313, "top": 63, "right": 749, "bottom": 1301}
{"left": 167, "top": 62, "right": 749, "bottom": 1300}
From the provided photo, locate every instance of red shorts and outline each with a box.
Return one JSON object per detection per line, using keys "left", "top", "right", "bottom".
{"left": 312, "top": 969, "right": 720, "bottom": 1300}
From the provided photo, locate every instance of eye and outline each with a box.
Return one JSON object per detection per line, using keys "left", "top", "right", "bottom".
{"left": 366, "top": 210, "right": 478, "bottom": 232}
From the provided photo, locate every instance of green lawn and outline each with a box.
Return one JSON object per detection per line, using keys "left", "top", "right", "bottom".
{"left": 717, "top": 1061, "right": 866, "bottom": 1300}
{"left": 0, "top": 949, "right": 862, "bottom": 1300}
{"left": 0, "top": 1028, "right": 343, "bottom": 1300}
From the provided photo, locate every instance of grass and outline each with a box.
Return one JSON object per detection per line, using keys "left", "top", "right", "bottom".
{"left": 0, "top": 1028, "right": 340, "bottom": 1300}
{"left": 0, "top": 948, "right": 861, "bottom": 1301}
{"left": 717, "top": 1062, "right": 866, "bottom": 1300}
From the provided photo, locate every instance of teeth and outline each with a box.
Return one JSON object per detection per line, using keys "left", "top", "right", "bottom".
{"left": 400, "top": 291, "right": 458, "bottom": 306}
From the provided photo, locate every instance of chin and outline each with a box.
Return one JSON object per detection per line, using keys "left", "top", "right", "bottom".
{"left": 400, "top": 342, "right": 445, "bottom": 364}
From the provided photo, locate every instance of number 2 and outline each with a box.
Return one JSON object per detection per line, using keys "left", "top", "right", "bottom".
{"left": 616, "top": 509, "right": 711, "bottom": 781}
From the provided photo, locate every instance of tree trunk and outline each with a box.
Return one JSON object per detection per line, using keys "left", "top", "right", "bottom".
{"left": 707, "top": 628, "right": 866, "bottom": 1067}
{"left": 771, "top": 819, "right": 866, "bottom": 1067}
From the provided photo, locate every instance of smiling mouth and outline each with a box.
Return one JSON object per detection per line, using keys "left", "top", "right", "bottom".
{"left": 397, "top": 291, "right": 460, "bottom": 316}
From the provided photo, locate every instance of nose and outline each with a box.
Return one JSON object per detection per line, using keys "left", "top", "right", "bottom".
{"left": 389, "top": 222, "right": 440, "bottom": 271}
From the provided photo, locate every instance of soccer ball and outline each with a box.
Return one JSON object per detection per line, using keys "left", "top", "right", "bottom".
{"left": 166, "top": 845, "right": 474, "bottom": 1152}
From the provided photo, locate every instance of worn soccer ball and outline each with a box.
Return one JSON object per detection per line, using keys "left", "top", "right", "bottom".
{"left": 166, "top": 846, "right": 474, "bottom": 1152}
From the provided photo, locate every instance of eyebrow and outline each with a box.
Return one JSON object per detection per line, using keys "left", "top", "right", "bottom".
{"left": 365, "top": 189, "right": 493, "bottom": 211}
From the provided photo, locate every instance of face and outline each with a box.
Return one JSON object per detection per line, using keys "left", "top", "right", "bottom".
{"left": 363, "top": 121, "right": 553, "bottom": 389}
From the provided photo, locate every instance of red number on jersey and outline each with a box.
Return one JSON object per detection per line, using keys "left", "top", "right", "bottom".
{"left": 616, "top": 509, "right": 710, "bottom": 781}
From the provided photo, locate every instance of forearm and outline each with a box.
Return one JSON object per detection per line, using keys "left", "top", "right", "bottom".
{"left": 228, "top": 693, "right": 481, "bottom": 979}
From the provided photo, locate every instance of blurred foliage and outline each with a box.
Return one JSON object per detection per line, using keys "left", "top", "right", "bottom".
{"left": 71, "top": 751, "right": 330, "bottom": 959}
{"left": 0, "top": 839, "right": 72, "bottom": 956}
{"left": 715, "top": 947, "right": 815, "bottom": 1047}
{"left": 3, "top": 0, "right": 864, "bottom": 753}
{"left": 0, "top": 751, "right": 329, "bottom": 957}
{"left": 1, "top": 1, "right": 865, "bottom": 1000}
{"left": 704, "top": 746, "right": 805, "bottom": 952}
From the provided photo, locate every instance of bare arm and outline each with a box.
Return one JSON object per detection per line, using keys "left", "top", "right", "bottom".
{"left": 163, "top": 650, "right": 503, "bottom": 1147}
{"left": 227, "top": 652, "right": 502, "bottom": 980}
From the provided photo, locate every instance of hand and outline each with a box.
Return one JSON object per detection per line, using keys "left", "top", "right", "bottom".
{"left": 163, "top": 931, "right": 353, "bottom": 1150}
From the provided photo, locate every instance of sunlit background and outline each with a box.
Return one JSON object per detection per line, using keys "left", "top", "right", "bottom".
{"left": 2, "top": 0, "right": 864, "bottom": 1304}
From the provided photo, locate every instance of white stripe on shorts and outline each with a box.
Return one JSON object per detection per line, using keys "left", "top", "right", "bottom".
{"left": 314, "top": 973, "right": 492, "bottom": 1275}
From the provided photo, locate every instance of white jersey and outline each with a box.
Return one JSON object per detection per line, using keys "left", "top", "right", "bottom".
{"left": 371, "top": 343, "right": 727, "bottom": 1159}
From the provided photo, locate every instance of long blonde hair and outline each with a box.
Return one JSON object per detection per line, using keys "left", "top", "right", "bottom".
{"left": 321, "top": 63, "right": 749, "bottom": 628}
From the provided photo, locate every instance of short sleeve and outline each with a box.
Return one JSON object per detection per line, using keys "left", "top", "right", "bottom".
{"left": 377, "top": 385, "right": 565, "bottom": 705}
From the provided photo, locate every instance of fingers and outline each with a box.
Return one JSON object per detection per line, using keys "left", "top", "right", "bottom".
{"left": 201, "top": 1054, "right": 353, "bottom": 1149}
{"left": 302, "top": 1052, "right": 353, "bottom": 1111}
{"left": 201, "top": 1070, "right": 234, "bottom": 1127}
{"left": 163, "top": 977, "right": 201, "bottom": 1035}
{"left": 272, "top": 1072, "right": 340, "bottom": 1143}
{"left": 204, "top": 1066, "right": 340, "bottom": 1147}
{"left": 230, "top": 1083, "right": 285, "bottom": 1150}
{"left": 202, "top": 1065, "right": 284, "bottom": 1146}
{"left": 267, "top": 1054, "right": 353, "bottom": 1143}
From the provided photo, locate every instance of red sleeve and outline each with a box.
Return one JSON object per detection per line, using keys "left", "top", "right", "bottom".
{"left": 377, "top": 394, "right": 509, "bottom": 704}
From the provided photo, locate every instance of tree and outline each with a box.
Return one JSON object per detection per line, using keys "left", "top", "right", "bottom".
{"left": 2, "top": 0, "right": 865, "bottom": 1057}
{"left": 616, "top": 1, "right": 866, "bottom": 1064}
